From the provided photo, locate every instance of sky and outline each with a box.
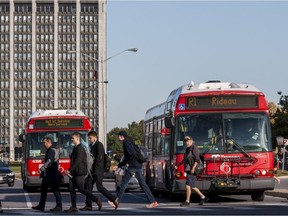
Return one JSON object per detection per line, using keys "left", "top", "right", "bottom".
{"left": 106, "top": 1, "right": 288, "bottom": 131}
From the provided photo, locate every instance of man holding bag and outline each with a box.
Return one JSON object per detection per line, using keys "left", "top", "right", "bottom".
{"left": 175, "top": 136, "right": 208, "bottom": 207}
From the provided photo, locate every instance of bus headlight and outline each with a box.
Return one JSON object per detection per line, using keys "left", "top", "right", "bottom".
{"left": 261, "top": 170, "right": 267, "bottom": 175}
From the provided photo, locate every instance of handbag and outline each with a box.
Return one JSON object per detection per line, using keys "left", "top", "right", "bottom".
{"left": 195, "top": 160, "right": 204, "bottom": 175}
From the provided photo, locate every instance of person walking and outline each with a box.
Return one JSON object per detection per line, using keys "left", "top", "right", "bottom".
{"left": 115, "top": 130, "right": 158, "bottom": 208}
{"left": 80, "top": 131, "right": 119, "bottom": 211}
{"left": 175, "top": 136, "right": 208, "bottom": 207}
{"left": 32, "top": 136, "right": 62, "bottom": 212}
{"left": 64, "top": 132, "right": 102, "bottom": 213}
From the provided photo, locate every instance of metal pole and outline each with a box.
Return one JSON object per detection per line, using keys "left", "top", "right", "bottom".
{"left": 282, "top": 147, "right": 285, "bottom": 173}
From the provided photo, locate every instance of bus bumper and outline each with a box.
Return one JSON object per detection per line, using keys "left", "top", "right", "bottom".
{"left": 174, "top": 177, "right": 275, "bottom": 194}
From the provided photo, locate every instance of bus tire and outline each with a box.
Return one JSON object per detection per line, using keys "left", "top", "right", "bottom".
{"left": 251, "top": 191, "right": 265, "bottom": 201}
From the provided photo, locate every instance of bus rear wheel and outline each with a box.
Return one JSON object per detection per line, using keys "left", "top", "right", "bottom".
{"left": 251, "top": 191, "right": 265, "bottom": 201}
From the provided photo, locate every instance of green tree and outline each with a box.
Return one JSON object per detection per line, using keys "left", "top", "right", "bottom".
{"left": 106, "top": 120, "right": 144, "bottom": 160}
{"left": 271, "top": 92, "right": 288, "bottom": 139}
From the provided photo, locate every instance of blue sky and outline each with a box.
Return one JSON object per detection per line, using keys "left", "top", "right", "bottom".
{"left": 106, "top": 1, "right": 288, "bottom": 131}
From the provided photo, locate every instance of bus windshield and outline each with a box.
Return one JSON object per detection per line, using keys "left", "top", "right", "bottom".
{"left": 175, "top": 113, "right": 271, "bottom": 154}
{"left": 26, "top": 131, "right": 89, "bottom": 158}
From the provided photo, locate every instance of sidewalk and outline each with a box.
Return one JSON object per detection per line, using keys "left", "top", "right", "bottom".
{"left": 266, "top": 175, "right": 288, "bottom": 198}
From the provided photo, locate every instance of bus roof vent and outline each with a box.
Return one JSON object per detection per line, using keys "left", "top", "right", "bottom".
{"left": 229, "top": 82, "right": 241, "bottom": 88}
{"left": 66, "top": 110, "right": 73, "bottom": 114}
{"left": 206, "top": 80, "right": 221, "bottom": 83}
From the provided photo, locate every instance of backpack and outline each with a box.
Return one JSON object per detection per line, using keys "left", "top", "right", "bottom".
{"left": 188, "top": 145, "right": 204, "bottom": 175}
{"left": 104, "top": 153, "right": 111, "bottom": 172}
{"left": 134, "top": 144, "right": 148, "bottom": 163}
{"left": 81, "top": 144, "right": 94, "bottom": 178}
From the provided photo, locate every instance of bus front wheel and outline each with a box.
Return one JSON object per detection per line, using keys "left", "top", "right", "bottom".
{"left": 251, "top": 191, "right": 265, "bottom": 201}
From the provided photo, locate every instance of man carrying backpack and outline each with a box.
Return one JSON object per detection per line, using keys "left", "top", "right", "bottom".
{"left": 64, "top": 132, "right": 102, "bottom": 212}
{"left": 115, "top": 131, "right": 158, "bottom": 208}
{"left": 80, "top": 131, "right": 119, "bottom": 211}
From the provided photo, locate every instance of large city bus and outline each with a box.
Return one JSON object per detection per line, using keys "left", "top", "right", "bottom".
{"left": 144, "top": 80, "right": 275, "bottom": 201}
{"left": 18, "top": 109, "right": 92, "bottom": 191}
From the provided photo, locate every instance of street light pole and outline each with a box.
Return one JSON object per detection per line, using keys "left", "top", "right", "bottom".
{"left": 68, "top": 48, "right": 138, "bottom": 151}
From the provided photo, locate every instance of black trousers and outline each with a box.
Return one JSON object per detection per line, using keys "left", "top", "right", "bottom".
{"left": 39, "top": 178, "right": 62, "bottom": 208}
{"left": 85, "top": 173, "right": 116, "bottom": 207}
{"left": 69, "top": 175, "right": 100, "bottom": 208}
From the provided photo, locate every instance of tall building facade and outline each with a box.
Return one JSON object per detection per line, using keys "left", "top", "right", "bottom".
{"left": 0, "top": 0, "right": 107, "bottom": 161}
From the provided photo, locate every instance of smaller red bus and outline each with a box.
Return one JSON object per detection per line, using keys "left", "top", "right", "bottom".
{"left": 19, "top": 109, "right": 91, "bottom": 191}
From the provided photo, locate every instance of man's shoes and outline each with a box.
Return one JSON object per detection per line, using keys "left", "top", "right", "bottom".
{"left": 180, "top": 201, "right": 190, "bottom": 207}
{"left": 146, "top": 201, "right": 158, "bottom": 208}
{"left": 50, "top": 206, "right": 62, "bottom": 212}
{"left": 113, "top": 198, "right": 119, "bottom": 210}
{"left": 199, "top": 196, "right": 209, "bottom": 205}
{"left": 32, "top": 205, "right": 44, "bottom": 211}
{"left": 64, "top": 207, "right": 78, "bottom": 212}
{"left": 79, "top": 206, "right": 92, "bottom": 211}
{"left": 95, "top": 198, "right": 102, "bottom": 211}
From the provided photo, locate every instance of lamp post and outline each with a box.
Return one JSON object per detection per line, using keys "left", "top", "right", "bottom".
{"left": 68, "top": 48, "right": 138, "bottom": 151}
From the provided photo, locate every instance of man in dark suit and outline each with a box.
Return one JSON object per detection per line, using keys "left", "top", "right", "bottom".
{"left": 64, "top": 132, "right": 102, "bottom": 212}
{"left": 80, "top": 131, "right": 119, "bottom": 211}
{"left": 32, "top": 136, "right": 62, "bottom": 212}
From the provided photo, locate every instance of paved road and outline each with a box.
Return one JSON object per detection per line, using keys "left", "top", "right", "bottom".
{"left": 0, "top": 177, "right": 288, "bottom": 215}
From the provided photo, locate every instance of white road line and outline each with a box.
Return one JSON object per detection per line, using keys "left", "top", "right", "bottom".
{"left": 24, "top": 192, "right": 32, "bottom": 208}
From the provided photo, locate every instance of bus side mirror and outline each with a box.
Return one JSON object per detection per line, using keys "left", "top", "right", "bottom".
{"left": 18, "top": 133, "right": 26, "bottom": 143}
{"left": 165, "top": 116, "right": 174, "bottom": 128}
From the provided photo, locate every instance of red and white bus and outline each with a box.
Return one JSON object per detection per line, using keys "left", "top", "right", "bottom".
{"left": 19, "top": 109, "right": 92, "bottom": 191}
{"left": 144, "top": 80, "right": 275, "bottom": 201}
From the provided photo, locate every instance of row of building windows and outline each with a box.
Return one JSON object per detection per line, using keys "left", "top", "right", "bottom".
{"left": 14, "top": 62, "right": 31, "bottom": 70}
{"left": 37, "top": 62, "right": 54, "bottom": 70}
{"left": 36, "top": 90, "right": 54, "bottom": 98}
{"left": 37, "top": 34, "right": 54, "bottom": 42}
{"left": 0, "top": 72, "right": 9, "bottom": 79}
{"left": 59, "top": 71, "right": 76, "bottom": 80}
{"left": 37, "top": 24, "right": 53, "bottom": 33}
{"left": 15, "top": 99, "right": 32, "bottom": 108}
{"left": 15, "top": 90, "right": 32, "bottom": 98}
{"left": 14, "top": 53, "right": 32, "bottom": 61}
{"left": 36, "top": 44, "right": 53, "bottom": 51}
{"left": 59, "top": 15, "right": 75, "bottom": 23}
{"left": 0, "top": 117, "right": 9, "bottom": 124}
{"left": 36, "top": 71, "right": 54, "bottom": 79}
{"left": 59, "top": 53, "right": 74, "bottom": 61}
{"left": 59, "top": 90, "right": 76, "bottom": 99}
{"left": 15, "top": 43, "right": 32, "bottom": 51}
{"left": 14, "top": 15, "right": 32, "bottom": 23}
{"left": 0, "top": 4, "right": 9, "bottom": 13}
{"left": 36, "top": 53, "right": 54, "bottom": 61}
{"left": 0, "top": 24, "right": 9, "bottom": 32}
{"left": 0, "top": 81, "right": 9, "bottom": 88}
{"left": 59, "top": 62, "right": 76, "bottom": 70}
{"left": 59, "top": 24, "right": 76, "bottom": 32}
{"left": 0, "top": 34, "right": 9, "bottom": 42}
{"left": 0, "top": 63, "right": 9, "bottom": 70}
{"left": 80, "top": 25, "right": 97, "bottom": 33}
{"left": 14, "top": 81, "right": 32, "bottom": 89}
{"left": 36, "top": 81, "right": 54, "bottom": 89}
{"left": 81, "top": 34, "right": 97, "bottom": 42}
{"left": 15, "top": 3, "right": 32, "bottom": 13}
{"left": 0, "top": 90, "right": 9, "bottom": 98}
{"left": 58, "top": 34, "right": 76, "bottom": 42}
{"left": 36, "top": 15, "right": 53, "bottom": 23}
{"left": 0, "top": 16, "right": 9, "bottom": 23}
{"left": 14, "top": 34, "right": 32, "bottom": 42}
{"left": 14, "top": 24, "right": 32, "bottom": 33}
{"left": 15, "top": 72, "right": 32, "bottom": 79}
{"left": 0, "top": 53, "right": 9, "bottom": 61}
{"left": 0, "top": 100, "right": 10, "bottom": 108}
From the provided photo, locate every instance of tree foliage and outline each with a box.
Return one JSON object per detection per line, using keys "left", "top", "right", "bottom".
{"left": 271, "top": 92, "right": 288, "bottom": 139}
{"left": 106, "top": 120, "right": 144, "bottom": 160}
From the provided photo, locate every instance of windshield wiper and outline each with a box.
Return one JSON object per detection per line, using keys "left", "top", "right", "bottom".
{"left": 226, "top": 137, "right": 251, "bottom": 158}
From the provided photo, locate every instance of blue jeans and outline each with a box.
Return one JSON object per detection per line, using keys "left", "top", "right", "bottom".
{"left": 117, "top": 167, "right": 156, "bottom": 204}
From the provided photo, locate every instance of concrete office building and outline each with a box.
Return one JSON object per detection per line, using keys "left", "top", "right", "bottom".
{"left": 0, "top": 0, "right": 107, "bottom": 161}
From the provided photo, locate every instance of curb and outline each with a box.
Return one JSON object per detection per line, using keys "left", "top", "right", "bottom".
{"left": 266, "top": 190, "right": 288, "bottom": 198}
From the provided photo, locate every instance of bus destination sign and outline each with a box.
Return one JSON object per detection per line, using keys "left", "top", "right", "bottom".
{"left": 186, "top": 95, "right": 258, "bottom": 110}
{"left": 34, "top": 119, "right": 84, "bottom": 129}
